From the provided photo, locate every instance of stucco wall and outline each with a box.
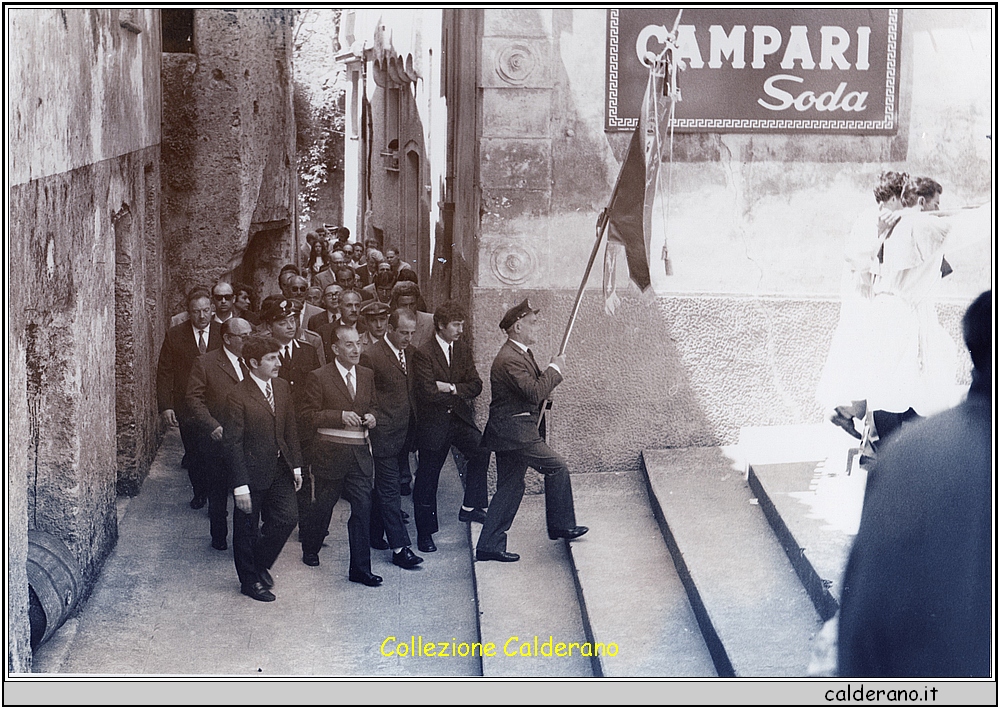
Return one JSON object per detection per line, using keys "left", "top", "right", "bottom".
{"left": 161, "top": 8, "right": 297, "bottom": 310}
{"left": 8, "top": 8, "right": 163, "bottom": 671}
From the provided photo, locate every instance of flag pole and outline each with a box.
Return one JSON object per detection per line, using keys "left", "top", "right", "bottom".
{"left": 557, "top": 209, "right": 610, "bottom": 356}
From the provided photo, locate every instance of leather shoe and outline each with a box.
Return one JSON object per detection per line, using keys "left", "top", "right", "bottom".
{"left": 400, "top": 481, "right": 412, "bottom": 496}
{"left": 190, "top": 495, "right": 207, "bottom": 510}
{"left": 392, "top": 547, "right": 423, "bottom": 569}
{"left": 211, "top": 539, "right": 228, "bottom": 551}
{"left": 476, "top": 549, "right": 520, "bottom": 562}
{"left": 417, "top": 536, "right": 436, "bottom": 553}
{"left": 302, "top": 551, "right": 320, "bottom": 567}
{"left": 240, "top": 582, "right": 275, "bottom": 602}
{"left": 258, "top": 568, "right": 274, "bottom": 589}
{"left": 458, "top": 507, "right": 487, "bottom": 524}
{"left": 548, "top": 526, "right": 589, "bottom": 541}
{"left": 401, "top": 510, "right": 410, "bottom": 522}
{"left": 371, "top": 538, "right": 390, "bottom": 551}
{"left": 349, "top": 569, "right": 383, "bottom": 587}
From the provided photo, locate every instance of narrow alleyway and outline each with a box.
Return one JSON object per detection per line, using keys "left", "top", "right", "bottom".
{"left": 33, "top": 429, "right": 481, "bottom": 676}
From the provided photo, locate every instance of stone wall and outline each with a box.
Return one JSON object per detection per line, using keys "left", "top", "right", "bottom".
{"left": 8, "top": 8, "right": 163, "bottom": 671}
{"left": 161, "top": 8, "right": 297, "bottom": 311}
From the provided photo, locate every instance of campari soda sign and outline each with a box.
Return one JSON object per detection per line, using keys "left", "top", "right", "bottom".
{"left": 606, "top": 8, "right": 900, "bottom": 133}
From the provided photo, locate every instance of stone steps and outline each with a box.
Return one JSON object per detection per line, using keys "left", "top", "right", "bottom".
{"left": 641, "top": 447, "right": 823, "bottom": 677}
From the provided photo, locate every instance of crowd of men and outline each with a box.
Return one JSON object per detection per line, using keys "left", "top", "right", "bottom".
{"left": 156, "top": 232, "right": 587, "bottom": 602}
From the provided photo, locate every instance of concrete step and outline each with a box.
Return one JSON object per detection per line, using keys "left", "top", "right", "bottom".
{"left": 564, "top": 471, "right": 717, "bottom": 677}
{"left": 641, "top": 447, "right": 822, "bottom": 677}
{"left": 470, "top": 495, "right": 592, "bottom": 677}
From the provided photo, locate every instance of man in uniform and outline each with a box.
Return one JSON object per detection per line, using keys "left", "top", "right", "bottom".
{"left": 263, "top": 299, "right": 321, "bottom": 405}
{"left": 476, "top": 299, "right": 587, "bottom": 562}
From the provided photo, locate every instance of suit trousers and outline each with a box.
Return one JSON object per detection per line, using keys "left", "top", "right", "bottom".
{"left": 413, "top": 418, "right": 490, "bottom": 538}
{"left": 476, "top": 440, "right": 577, "bottom": 554}
{"left": 198, "top": 438, "right": 231, "bottom": 545}
{"left": 232, "top": 467, "right": 298, "bottom": 588}
{"left": 179, "top": 419, "right": 208, "bottom": 498}
{"left": 299, "top": 457, "right": 373, "bottom": 573}
{"left": 370, "top": 453, "right": 411, "bottom": 549}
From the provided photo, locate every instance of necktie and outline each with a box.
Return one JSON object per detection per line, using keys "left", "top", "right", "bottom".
{"left": 264, "top": 381, "right": 274, "bottom": 413}
{"left": 346, "top": 370, "right": 356, "bottom": 400}
{"left": 526, "top": 348, "right": 540, "bottom": 375}
{"left": 448, "top": 343, "right": 454, "bottom": 368}
{"left": 198, "top": 330, "right": 207, "bottom": 354}
{"left": 281, "top": 345, "right": 291, "bottom": 368}
{"left": 236, "top": 358, "right": 247, "bottom": 381}
{"left": 398, "top": 349, "right": 406, "bottom": 373}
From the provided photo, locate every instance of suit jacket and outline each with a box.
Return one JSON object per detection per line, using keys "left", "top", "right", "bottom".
{"left": 308, "top": 309, "right": 340, "bottom": 334}
{"left": 360, "top": 338, "right": 415, "bottom": 457}
{"left": 156, "top": 320, "right": 222, "bottom": 419}
{"left": 355, "top": 263, "right": 379, "bottom": 289}
{"left": 412, "top": 310, "right": 435, "bottom": 349}
{"left": 313, "top": 267, "right": 336, "bottom": 291}
{"left": 223, "top": 376, "right": 302, "bottom": 491}
{"left": 482, "top": 340, "right": 563, "bottom": 452}
{"left": 276, "top": 338, "right": 321, "bottom": 405}
{"left": 185, "top": 347, "right": 247, "bottom": 437}
{"left": 299, "top": 363, "right": 376, "bottom": 477}
{"left": 411, "top": 336, "right": 482, "bottom": 450}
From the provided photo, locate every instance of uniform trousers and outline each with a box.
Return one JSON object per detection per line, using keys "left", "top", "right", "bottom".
{"left": 232, "top": 465, "right": 298, "bottom": 588}
{"left": 370, "top": 452, "right": 411, "bottom": 549}
{"left": 413, "top": 418, "right": 490, "bottom": 538}
{"left": 299, "top": 441, "right": 374, "bottom": 573}
{"left": 476, "top": 440, "right": 577, "bottom": 554}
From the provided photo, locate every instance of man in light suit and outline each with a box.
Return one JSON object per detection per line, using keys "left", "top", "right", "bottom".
{"left": 360, "top": 308, "right": 422, "bottom": 570}
{"left": 476, "top": 299, "right": 587, "bottom": 562}
{"left": 157, "top": 287, "right": 222, "bottom": 509}
{"left": 185, "top": 317, "right": 253, "bottom": 551}
{"left": 411, "top": 301, "right": 491, "bottom": 553}
{"left": 298, "top": 325, "right": 383, "bottom": 586}
{"left": 223, "top": 335, "right": 303, "bottom": 602}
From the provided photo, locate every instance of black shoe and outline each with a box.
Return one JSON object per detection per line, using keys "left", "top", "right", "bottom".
{"left": 459, "top": 507, "right": 487, "bottom": 524}
{"left": 190, "top": 495, "right": 207, "bottom": 510}
{"left": 476, "top": 549, "right": 520, "bottom": 562}
{"left": 211, "top": 539, "right": 228, "bottom": 551}
{"left": 392, "top": 547, "right": 423, "bottom": 569}
{"left": 349, "top": 569, "right": 383, "bottom": 587}
{"left": 401, "top": 510, "right": 410, "bottom": 522}
{"left": 302, "top": 551, "right": 320, "bottom": 567}
{"left": 548, "top": 526, "right": 589, "bottom": 541}
{"left": 258, "top": 568, "right": 274, "bottom": 589}
{"left": 417, "top": 536, "right": 437, "bottom": 553}
{"left": 241, "top": 582, "right": 275, "bottom": 602}
{"left": 400, "top": 482, "right": 412, "bottom": 496}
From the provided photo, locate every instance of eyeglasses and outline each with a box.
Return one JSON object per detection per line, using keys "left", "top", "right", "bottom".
{"left": 213, "top": 293, "right": 235, "bottom": 301}
{"left": 289, "top": 286, "right": 308, "bottom": 293}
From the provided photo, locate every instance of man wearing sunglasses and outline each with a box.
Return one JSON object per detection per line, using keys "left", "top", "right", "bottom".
{"left": 211, "top": 281, "right": 236, "bottom": 324}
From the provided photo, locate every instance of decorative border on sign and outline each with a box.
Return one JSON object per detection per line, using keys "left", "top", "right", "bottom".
{"left": 606, "top": 8, "right": 899, "bottom": 132}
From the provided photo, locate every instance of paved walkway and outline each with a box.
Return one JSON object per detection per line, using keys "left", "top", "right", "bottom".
{"left": 33, "top": 429, "right": 481, "bottom": 676}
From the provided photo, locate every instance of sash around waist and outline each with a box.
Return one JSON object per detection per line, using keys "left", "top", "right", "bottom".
{"left": 316, "top": 427, "right": 369, "bottom": 445}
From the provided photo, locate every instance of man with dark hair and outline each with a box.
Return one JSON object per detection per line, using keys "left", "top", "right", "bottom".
{"left": 476, "top": 299, "right": 586, "bottom": 562}
{"left": 838, "top": 290, "right": 991, "bottom": 677}
{"left": 390, "top": 281, "right": 434, "bottom": 348}
{"left": 335, "top": 266, "right": 358, "bottom": 292}
{"left": 361, "top": 308, "right": 422, "bottom": 569}
{"left": 157, "top": 287, "right": 223, "bottom": 509}
{"left": 362, "top": 270, "right": 396, "bottom": 305}
{"left": 186, "top": 317, "right": 253, "bottom": 550}
{"left": 223, "top": 334, "right": 303, "bottom": 602}
{"left": 359, "top": 301, "right": 390, "bottom": 352}
{"left": 262, "top": 299, "right": 320, "bottom": 404}
{"left": 410, "top": 300, "right": 491, "bottom": 553}
{"left": 385, "top": 246, "right": 414, "bottom": 278}
{"left": 298, "top": 325, "right": 383, "bottom": 586}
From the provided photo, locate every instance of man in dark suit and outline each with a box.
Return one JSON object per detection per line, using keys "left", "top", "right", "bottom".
{"left": 185, "top": 317, "right": 254, "bottom": 551}
{"left": 411, "top": 301, "right": 491, "bottom": 553}
{"left": 223, "top": 335, "right": 304, "bottom": 602}
{"left": 263, "top": 299, "right": 321, "bottom": 406}
{"left": 298, "top": 325, "right": 383, "bottom": 586}
{"left": 477, "top": 300, "right": 587, "bottom": 562}
{"left": 156, "top": 287, "right": 223, "bottom": 509}
{"left": 360, "top": 309, "right": 423, "bottom": 569}
{"left": 838, "top": 290, "right": 991, "bottom": 677}
{"left": 308, "top": 284, "right": 343, "bottom": 333}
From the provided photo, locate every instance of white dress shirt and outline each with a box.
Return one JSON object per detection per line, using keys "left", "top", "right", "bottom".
{"left": 434, "top": 334, "right": 457, "bottom": 394}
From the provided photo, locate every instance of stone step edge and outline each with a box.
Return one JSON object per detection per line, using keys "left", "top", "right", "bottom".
{"left": 464, "top": 522, "right": 487, "bottom": 677}
{"left": 561, "top": 537, "right": 605, "bottom": 678}
{"left": 747, "top": 465, "right": 839, "bottom": 622}
{"left": 639, "top": 451, "right": 736, "bottom": 678}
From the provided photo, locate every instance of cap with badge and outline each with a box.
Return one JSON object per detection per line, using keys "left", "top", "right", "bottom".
{"left": 262, "top": 299, "right": 297, "bottom": 323}
{"left": 360, "top": 301, "right": 391, "bottom": 319}
{"left": 499, "top": 298, "right": 540, "bottom": 331}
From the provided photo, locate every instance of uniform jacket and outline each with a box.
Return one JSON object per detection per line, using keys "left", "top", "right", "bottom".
{"left": 299, "top": 362, "right": 376, "bottom": 477}
{"left": 223, "top": 375, "right": 302, "bottom": 491}
{"left": 360, "top": 338, "right": 415, "bottom": 457}
{"left": 185, "top": 347, "right": 246, "bottom": 437}
{"left": 482, "top": 340, "right": 563, "bottom": 452}
{"left": 156, "top": 320, "right": 222, "bottom": 419}
{"left": 411, "top": 336, "right": 482, "bottom": 450}
{"left": 276, "top": 338, "right": 321, "bottom": 404}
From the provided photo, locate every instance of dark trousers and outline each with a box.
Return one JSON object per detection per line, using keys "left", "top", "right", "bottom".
{"left": 299, "top": 459, "right": 373, "bottom": 573}
{"left": 179, "top": 419, "right": 207, "bottom": 498}
{"left": 198, "top": 439, "right": 231, "bottom": 545}
{"left": 477, "top": 440, "right": 577, "bottom": 554}
{"left": 232, "top": 470, "right": 298, "bottom": 588}
{"left": 370, "top": 452, "right": 411, "bottom": 549}
{"left": 413, "top": 419, "right": 490, "bottom": 538}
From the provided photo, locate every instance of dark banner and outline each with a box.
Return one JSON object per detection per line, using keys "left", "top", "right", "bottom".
{"left": 606, "top": 8, "right": 900, "bottom": 133}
